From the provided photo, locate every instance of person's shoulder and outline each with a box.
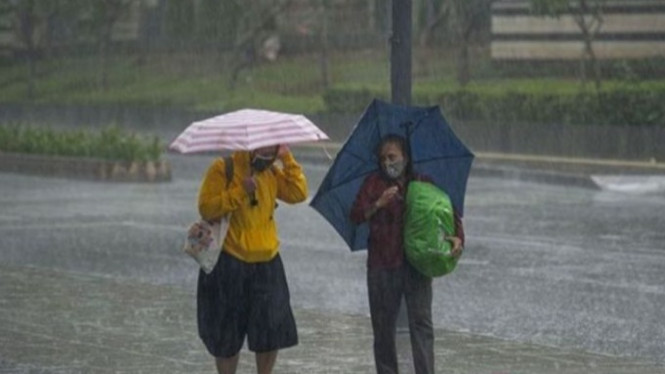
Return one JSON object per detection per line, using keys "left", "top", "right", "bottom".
{"left": 211, "top": 152, "right": 245, "bottom": 166}
{"left": 364, "top": 172, "right": 383, "bottom": 184}
{"left": 359, "top": 172, "right": 388, "bottom": 193}
{"left": 207, "top": 154, "right": 234, "bottom": 173}
{"left": 209, "top": 157, "right": 225, "bottom": 170}
{"left": 230, "top": 151, "right": 249, "bottom": 162}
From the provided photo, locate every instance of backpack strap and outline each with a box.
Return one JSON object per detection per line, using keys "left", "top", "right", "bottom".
{"left": 223, "top": 156, "right": 234, "bottom": 189}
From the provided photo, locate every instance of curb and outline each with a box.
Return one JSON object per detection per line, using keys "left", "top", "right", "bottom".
{"left": 0, "top": 152, "right": 172, "bottom": 182}
{"left": 290, "top": 143, "right": 665, "bottom": 190}
{"left": 470, "top": 163, "right": 601, "bottom": 189}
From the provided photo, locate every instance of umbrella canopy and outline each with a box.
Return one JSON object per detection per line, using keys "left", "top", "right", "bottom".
{"left": 310, "top": 99, "right": 474, "bottom": 251}
{"left": 169, "top": 109, "right": 329, "bottom": 153}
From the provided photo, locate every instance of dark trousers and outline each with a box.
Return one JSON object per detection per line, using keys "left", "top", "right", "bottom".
{"left": 368, "top": 262, "right": 434, "bottom": 374}
{"left": 197, "top": 252, "right": 298, "bottom": 358}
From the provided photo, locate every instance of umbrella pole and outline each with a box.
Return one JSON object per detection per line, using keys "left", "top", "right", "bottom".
{"left": 391, "top": 0, "right": 413, "bottom": 106}
{"left": 249, "top": 170, "right": 258, "bottom": 207}
{"left": 400, "top": 121, "right": 419, "bottom": 179}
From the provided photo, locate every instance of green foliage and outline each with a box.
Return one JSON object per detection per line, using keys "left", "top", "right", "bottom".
{"left": 164, "top": 0, "right": 195, "bottom": 44}
{"left": 323, "top": 82, "right": 665, "bottom": 126}
{"left": 0, "top": 54, "right": 327, "bottom": 113}
{"left": 195, "top": 0, "right": 240, "bottom": 48}
{"left": 0, "top": 47, "right": 663, "bottom": 125}
{"left": 0, "top": 124, "right": 164, "bottom": 162}
{"left": 323, "top": 87, "right": 381, "bottom": 113}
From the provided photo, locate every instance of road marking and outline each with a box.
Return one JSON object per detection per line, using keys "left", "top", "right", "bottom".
{"left": 476, "top": 152, "right": 665, "bottom": 170}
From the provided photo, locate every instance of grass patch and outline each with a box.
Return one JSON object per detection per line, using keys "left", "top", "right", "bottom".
{"left": 1, "top": 48, "right": 664, "bottom": 123}
{"left": 0, "top": 124, "right": 164, "bottom": 162}
{"left": 0, "top": 53, "right": 328, "bottom": 113}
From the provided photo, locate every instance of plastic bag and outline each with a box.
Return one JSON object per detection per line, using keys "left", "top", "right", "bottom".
{"left": 404, "top": 181, "right": 459, "bottom": 277}
{"left": 182, "top": 215, "right": 230, "bottom": 274}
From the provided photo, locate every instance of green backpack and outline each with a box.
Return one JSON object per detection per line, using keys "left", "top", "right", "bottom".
{"left": 404, "top": 181, "right": 459, "bottom": 278}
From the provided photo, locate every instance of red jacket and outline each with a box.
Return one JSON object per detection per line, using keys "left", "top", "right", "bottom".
{"left": 351, "top": 172, "right": 465, "bottom": 269}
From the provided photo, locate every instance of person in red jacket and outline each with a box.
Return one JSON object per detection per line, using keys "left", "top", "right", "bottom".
{"left": 350, "top": 134, "right": 464, "bottom": 374}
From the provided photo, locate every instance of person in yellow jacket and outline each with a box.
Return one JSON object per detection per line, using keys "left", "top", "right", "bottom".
{"left": 196, "top": 145, "right": 308, "bottom": 374}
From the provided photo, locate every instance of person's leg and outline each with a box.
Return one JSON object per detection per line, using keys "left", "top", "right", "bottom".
{"left": 215, "top": 354, "right": 240, "bottom": 374}
{"left": 247, "top": 255, "right": 298, "bottom": 370}
{"left": 255, "top": 350, "right": 278, "bottom": 374}
{"left": 368, "top": 267, "right": 405, "bottom": 374}
{"left": 197, "top": 252, "right": 249, "bottom": 369}
{"left": 404, "top": 264, "right": 434, "bottom": 374}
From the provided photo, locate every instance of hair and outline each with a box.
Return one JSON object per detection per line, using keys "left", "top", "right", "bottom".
{"left": 375, "top": 134, "right": 413, "bottom": 178}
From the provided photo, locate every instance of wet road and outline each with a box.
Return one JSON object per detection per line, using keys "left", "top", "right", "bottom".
{"left": 1, "top": 152, "right": 664, "bottom": 366}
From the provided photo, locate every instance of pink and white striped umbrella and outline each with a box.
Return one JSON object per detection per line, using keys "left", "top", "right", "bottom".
{"left": 169, "top": 109, "right": 329, "bottom": 153}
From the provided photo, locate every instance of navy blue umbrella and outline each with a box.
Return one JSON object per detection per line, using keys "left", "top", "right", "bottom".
{"left": 310, "top": 99, "right": 474, "bottom": 251}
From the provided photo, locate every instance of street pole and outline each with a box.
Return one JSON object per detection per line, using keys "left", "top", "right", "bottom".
{"left": 391, "top": 0, "right": 412, "bottom": 106}
{"left": 390, "top": 0, "right": 412, "bottom": 332}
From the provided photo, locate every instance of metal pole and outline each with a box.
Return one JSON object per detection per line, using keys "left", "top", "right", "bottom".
{"left": 390, "top": 0, "right": 413, "bottom": 333}
{"left": 391, "top": 0, "right": 412, "bottom": 106}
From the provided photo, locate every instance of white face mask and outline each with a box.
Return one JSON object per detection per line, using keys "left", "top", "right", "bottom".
{"left": 384, "top": 160, "right": 405, "bottom": 179}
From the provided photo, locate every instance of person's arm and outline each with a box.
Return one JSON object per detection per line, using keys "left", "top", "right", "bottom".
{"left": 363, "top": 201, "right": 381, "bottom": 220}
{"left": 198, "top": 158, "right": 248, "bottom": 220}
{"left": 274, "top": 150, "right": 308, "bottom": 204}
{"left": 453, "top": 212, "right": 465, "bottom": 247}
{"left": 351, "top": 177, "right": 377, "bottom": 224}
{"left": 352, "top": 176, "right": 401, "bottom": 223}
{"left": 448, "top": 212, "right": 465, "bottom": 257}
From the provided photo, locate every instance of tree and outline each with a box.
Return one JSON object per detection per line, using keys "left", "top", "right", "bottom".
{"left": 448, "top": 0, "right": 493, "bottom": 86}
{"left": 164, "top": 0, "right": 194, "bottom": 50}
{"left": 531, "top": 0, "right": 605, "bottom": 90}
{"left": 227, "top": 0, "right": 289, "bottom": 89}
{"left": 81, "top": 0, "right": 132, "bottom": 91}
{"left": 4, "top": 0, "right": 89, "bottom": 99}
{"left": 7, "top": 0, "right": 60, "bottom": 99}
{"left": 412, "top": 0, "right": 492, "bottom": 86}
{"left": 196, "top": 0, "right": 239, "bottom": 51}
{"left": 319, "top": 0, "right": 330, "bottom": 89}
{"left": 416, "top": 0, "right": 450, "bottom": 47}
{"left": 12, "top": 0, "right": 39, "bottom": 99}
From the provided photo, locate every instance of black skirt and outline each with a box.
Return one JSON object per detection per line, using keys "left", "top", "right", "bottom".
{"left": 197, "top": 251, "right": 298, "bottom": 358}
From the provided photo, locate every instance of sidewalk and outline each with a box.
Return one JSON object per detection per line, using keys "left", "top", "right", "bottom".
{"left": 1, "top": 264, "right": 663, "bottom": 374}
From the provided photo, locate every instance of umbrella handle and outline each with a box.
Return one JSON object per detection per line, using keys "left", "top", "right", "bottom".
{"left": 249, "top": 171, "right": 258, "bottom": 207}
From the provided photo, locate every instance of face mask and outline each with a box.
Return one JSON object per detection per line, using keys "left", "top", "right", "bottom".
{"left": 384, "top": 160, "right": 405, "bottom": 179}
{"left": 251, "top": 154, "right": 275, "bottom": 172}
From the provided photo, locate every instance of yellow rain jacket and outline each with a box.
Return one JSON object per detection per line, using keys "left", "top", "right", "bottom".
{"left": 198, "top": 150, "right": 308, "bottom": 263}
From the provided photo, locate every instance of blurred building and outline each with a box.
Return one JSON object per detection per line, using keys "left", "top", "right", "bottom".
{"left": 491, "top": 0, "right": 665, "bottom": 61}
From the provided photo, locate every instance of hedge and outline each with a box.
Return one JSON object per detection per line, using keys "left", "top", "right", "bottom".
{"left": 323, "top": 85, "right": 665, "bottom": 126}
{"left": 0, "top": 125, "right": 164, "bottom": 162}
